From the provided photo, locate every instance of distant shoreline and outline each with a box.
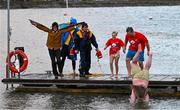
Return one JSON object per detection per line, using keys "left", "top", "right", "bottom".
{"left": 0, "top": 0, "right": 180, "bottom": 9}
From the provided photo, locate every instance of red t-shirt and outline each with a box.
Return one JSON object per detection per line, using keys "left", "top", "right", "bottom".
{"left": 106, "top": 37, "right": 124, "bottom": 55}
{"left": 125, "top": 32, "right": 148, "bottom": 51}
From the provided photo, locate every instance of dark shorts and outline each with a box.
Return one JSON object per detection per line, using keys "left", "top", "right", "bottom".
{"left": 126, "top": 49, "right": 144, "bottom": 61}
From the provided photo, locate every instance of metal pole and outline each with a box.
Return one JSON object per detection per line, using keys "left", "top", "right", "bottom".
{"left": 6, "top": 0, "right": 11, "bottom": 89}
{"left": 66, "top": 0, "right": 69, "bottom": 8}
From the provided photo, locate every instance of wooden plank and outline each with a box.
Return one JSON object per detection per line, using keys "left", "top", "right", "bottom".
{"left": 2, "top": 78, "right": 180, "bottom": 87}
{"left": 2, "top": 78, "right": 131, "bottom": 85}
{"left": 14, "top": 86, "right": 180, "bottom": 97}
{"left": 19, "top": 73, "right": 180, "bottom": 81}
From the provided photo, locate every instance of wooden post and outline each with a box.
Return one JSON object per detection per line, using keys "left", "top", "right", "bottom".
{"left": 6, "top": 0, "right": 11, "bottom": 89}
{"left": 66, "top": 0, "right": 69, "bottom": 8}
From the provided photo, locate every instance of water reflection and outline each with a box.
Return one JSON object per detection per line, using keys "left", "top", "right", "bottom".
{"left": 1, "top": 90, "right": 180, "bottom": 109}
{"left": 48, "top": 93, "right": 137, "bottom": 109}
{"left": 132, "top": 102, "right": 150, "bottom": 109}
{"left": 2, "top": 91, "right": 30, "bottom": 109}
{"left": 49, "top": 93, "right": 101, "bottom": 109}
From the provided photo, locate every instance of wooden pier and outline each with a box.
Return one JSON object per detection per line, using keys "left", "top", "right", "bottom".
{"left": 2, "top": 72, "right": 180, "bottom": 96}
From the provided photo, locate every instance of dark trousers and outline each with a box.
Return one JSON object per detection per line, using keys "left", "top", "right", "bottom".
{"left": 79, "top": 50, "right": 91, "bottom": 75}
{"left": 48, "top": 49, "right": 61, "bottom": 76}
{"left": 59, "top": 45, "right": 68, "bottom": 74}
{"left": 60, "top": 45, "right": 76, "bottom": 73}
{"left": 72, "top": 60, "right": 76, "bottom": 71}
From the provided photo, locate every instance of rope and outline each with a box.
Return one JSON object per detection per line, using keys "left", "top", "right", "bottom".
{"left": 97, "top": 59, "right": 105, "bottom": 74}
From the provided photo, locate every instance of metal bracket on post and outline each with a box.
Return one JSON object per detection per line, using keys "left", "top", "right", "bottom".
{"left": 11, "top": 72, "right": 14, "bottom": 88}
{"left": 6, "top": 84, "right": 9, "bottom": 90}
{"left": 18, "top": 72, "right": 21, "bottom": 87}
{"left": 177, "top": 86, "right": 180, "bottom": 92}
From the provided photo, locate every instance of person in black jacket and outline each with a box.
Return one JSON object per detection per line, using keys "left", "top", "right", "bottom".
{"left": 74, "top": 22, "right": 99, "bottom": 77}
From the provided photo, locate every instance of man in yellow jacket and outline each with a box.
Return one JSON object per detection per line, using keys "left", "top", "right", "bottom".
{"left": 30, "top": 19, "right": 83, "bottom": 79}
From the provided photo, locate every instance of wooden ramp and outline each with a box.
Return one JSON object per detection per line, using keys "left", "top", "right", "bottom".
{"left": 2, "top": 73, "right": 180, "bottom": 96}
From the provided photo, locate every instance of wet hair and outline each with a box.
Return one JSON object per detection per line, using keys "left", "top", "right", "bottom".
{"left": 82, "top": 22, "right": 88, "bottom": 28}
{"left": 52, "top": 22, "right": 58, "bottom": 29}
{"left": 126, "top": 27, "right": 134, "bottom": 33}
{"left": 134, "top": 86, "right": 147, "bottom": 99}
{"left": 112, "top": 31, "right": 118, "bottom": 35}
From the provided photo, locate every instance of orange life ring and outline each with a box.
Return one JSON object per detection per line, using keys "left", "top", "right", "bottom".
{"left": 6, "top": 50, "right": 28, "bottom": 73}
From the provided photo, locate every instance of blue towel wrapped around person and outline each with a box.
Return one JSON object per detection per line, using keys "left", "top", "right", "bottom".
{"left": 59, "top": 17, "right": 80, "bottom": 74}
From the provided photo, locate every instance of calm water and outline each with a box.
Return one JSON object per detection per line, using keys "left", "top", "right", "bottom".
{"left": 1, "top": 6, "right": 180, "bottom": 109}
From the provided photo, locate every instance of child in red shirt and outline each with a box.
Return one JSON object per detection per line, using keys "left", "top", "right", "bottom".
{"left": 104, "top": 31, "right": 124, "bottom": 78}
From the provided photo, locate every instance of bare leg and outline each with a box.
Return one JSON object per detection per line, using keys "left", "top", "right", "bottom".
{"left": 145, "top": 52, "right": 153, "bottom": 70}
{"left": 110, "top": 55, "right": 115, "bottom": 77}
{"left": 126, "top": 58, "right": 131, "bottom": 77}
{"left": 115, "top": 56, "right": 120, "bottom": 77}
{"left": 138, "top": 61, "right": 144, "bottom": 70}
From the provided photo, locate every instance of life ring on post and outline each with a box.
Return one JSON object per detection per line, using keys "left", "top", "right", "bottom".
{"left": 6, "top": 50, "right": 28, "bottom": 74}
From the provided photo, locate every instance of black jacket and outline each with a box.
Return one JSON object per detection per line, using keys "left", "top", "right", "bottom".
{"left": 74, "top": 30, "right": 98, "bottom": 51}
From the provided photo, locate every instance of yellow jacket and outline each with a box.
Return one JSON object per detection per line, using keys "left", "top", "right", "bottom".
{"left": 36, "top": 23, "right": 75, "bottom": 50}
{"left": 64, "top": 30, "right": 74, "bottom": 46}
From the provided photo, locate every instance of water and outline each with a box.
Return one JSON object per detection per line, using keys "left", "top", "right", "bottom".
{"left": 1, "top": 6, "right": 180, "bottom": 109}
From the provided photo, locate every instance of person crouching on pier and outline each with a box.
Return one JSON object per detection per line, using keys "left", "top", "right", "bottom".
{"left": 104, "top": 31, "right": 124, "bottom": 78}
{"left": 130, "top": 49, "right": 153, "bottom": 104}
{"left": 29, "top": 19, "right": 83, "bottom": 79}
{"left": 74, "top": 22, "right": 100, "bottom": 77}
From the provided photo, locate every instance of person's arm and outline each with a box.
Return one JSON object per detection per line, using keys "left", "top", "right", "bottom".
{"left": 104, "top": 39, "right": 110, "bottom": 50}
{"left": 120, "top": 39, "right": 125, "bottom": 50}
{"left": 130, "top": 87, "right": 136, "bottom": 104}
{"left": 58, "top": 26, "right": 74, "bottom": 34}
{"left": 123, "top": 35, "right": 128, "bottom": 53}
{"left": 29, "top": 19, "right": 51, "bottom": 33}
{"left": 142, "top": 34, "right": 150, "bottom": 56}
{"left": 146, "top": 42, "right": 150, "bottom": 56}
{"left": 104, "top": 45, "right": 108, "bottom": 50}
{"left": 74, "top": 33, "right": 80, "bottom": 53}
{"left": 132, "top": 43, "right": 142, "bottom": 62}
{"left": 91, "top": 33, "right": 99, "bottom": 50}
{"left": 58, "top": 22, "right": 84, "bottom": 34}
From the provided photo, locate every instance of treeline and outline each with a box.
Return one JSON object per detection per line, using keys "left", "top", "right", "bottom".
{"left": 1, "top": 0, "right": 180, "bottom": 9}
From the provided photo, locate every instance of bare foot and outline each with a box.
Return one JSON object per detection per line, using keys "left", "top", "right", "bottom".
{"left": 115, "top": 74, "right": 118, "bottom": 78}
{"left": 110, "top": 74, "right": 114, "bottom": 78}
